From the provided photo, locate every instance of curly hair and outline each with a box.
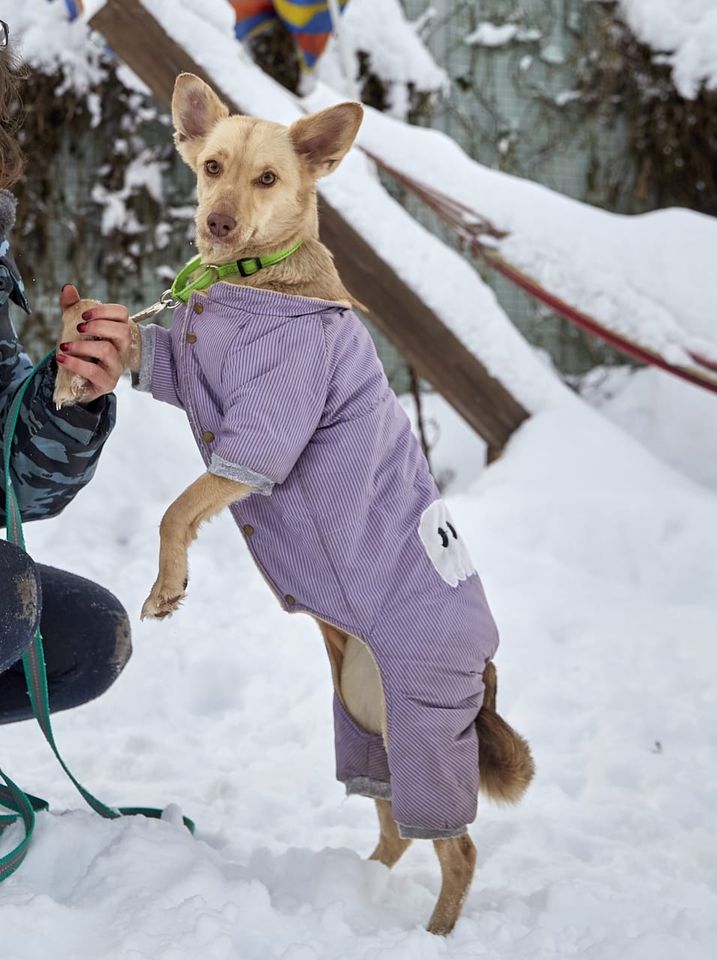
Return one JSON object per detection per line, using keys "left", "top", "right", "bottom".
{"left": 0, "top": 44, "right": 25, "bottom": 190}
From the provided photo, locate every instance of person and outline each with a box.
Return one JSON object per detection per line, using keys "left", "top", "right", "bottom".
{"left": 0, "top": 20, "right": 132, "bottom": 725}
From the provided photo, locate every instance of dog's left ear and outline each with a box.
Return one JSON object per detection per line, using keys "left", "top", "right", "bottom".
{"left": 172, "top": 73, "right": 230, "bottom": 169}
{"left": 289, "top": 103, "right": 363, "bottom": 178}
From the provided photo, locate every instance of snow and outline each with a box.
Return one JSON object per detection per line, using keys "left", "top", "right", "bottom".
{"left": 11, "top": 0, "right": 108, "bottom": 95}
{"left": 465, "top": 23, "right": 519, "bottom": 48}
{"left": 11, "top": 0, "right": 146, "bottom": 102}
{"left": 315, "top": 0, "right": 448, "bottom": 118}
{"left": 582, "top": 366, "right": 717, "bottom": 492}
{"left": 618, "top": 0, "right": 717, "bottom": 99}
{"left": 91, "top": 151, "right": 165, "bottom": 236}
{"left": 1, "top": 363, "right": 716, "bottom": 957}
{"left": 464, "top": 22, "right": 543, "bottom": 48}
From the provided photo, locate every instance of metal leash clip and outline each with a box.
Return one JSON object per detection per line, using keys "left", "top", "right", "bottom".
{"left": 130, "top": 289, "right": 182, "bottom": 324}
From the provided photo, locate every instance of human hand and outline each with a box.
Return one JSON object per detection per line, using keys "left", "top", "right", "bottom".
{"left": 54, "top": 285, "right": 139, "bottom": 408}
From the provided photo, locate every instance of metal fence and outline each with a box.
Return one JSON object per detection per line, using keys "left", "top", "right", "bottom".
{"left": 401, "top": 0, "right": 636, "bottom": 373}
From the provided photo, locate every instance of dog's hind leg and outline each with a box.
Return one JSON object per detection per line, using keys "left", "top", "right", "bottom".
{"left": 369, "top": 798, "right": 412, "bottom": 868}
{"left": 426, "top": 834, "right": 477, "bottom": 936}
{"left": 318, "top": 625, "right": 409, "bottom": 869}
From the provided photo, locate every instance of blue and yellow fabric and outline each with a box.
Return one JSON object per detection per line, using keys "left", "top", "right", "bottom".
{"left": 231, "top": 0, "right": 350, "bottom": 70}
{"left": 62, "top": 0, "right": 84, "bottom": 19}
{"left": 57, "top": 0, "right": 347, "bottom": 73}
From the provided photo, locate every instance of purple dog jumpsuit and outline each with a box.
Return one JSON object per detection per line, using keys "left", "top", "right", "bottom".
{"left": 137, "top": 283, "right": 499, "bottom": 838}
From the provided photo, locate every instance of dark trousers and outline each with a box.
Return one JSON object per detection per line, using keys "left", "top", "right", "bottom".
{"left": 0, "top": 539, "right": 131, "bottom": 724}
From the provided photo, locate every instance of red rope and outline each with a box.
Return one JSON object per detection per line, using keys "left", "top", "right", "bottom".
{"left": 482, "top": 250, "right": 717, "bottom": 394}
{"left": 366, "top": 151, "right": 717, "bottom": 395}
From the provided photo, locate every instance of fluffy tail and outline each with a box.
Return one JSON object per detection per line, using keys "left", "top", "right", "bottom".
{"left": 476, "top": 662, "right": 534, "bottom": 804}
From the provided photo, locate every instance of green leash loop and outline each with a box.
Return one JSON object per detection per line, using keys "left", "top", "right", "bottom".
{"left": 1, "top": 351, "right": 194, "bottom": 883}
{"left": 170, "top": 240, "right": 304, "bottom": 303}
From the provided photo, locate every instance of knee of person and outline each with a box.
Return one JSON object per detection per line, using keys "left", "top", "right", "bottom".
{"left": 88, "top": 588, "right": 133, "bottom": 693}
{"left": 112, "top": 607, "right": 133, "bottom": 673}
{"left": 0, "top": 541, "right": 41, "bottom": 648}
{"left": 85, "top": 609, "right": 132, "bottom": 703}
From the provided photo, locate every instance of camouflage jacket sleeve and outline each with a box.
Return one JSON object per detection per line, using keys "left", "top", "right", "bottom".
{"left": 0, "top": 220, "right": 116, "bottom": 526}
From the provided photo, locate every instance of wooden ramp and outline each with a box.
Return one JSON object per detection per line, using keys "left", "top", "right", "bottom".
{"left": 90, "top": 0, "right": 529, "bottom": 457}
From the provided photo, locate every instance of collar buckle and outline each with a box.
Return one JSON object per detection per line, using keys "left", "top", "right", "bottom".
{"left": 237, "top": 257, "right": 262, "bottom": 278}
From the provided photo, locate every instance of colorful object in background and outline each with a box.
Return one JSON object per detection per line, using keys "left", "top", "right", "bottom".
{"left": 231, "top": 0, "right": 350, "bottom": 70}
{"left": 63, "top": 0, "right": 84, "bottom": 19}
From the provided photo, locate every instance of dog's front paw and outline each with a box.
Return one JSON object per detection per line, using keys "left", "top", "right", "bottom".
{"left": 140, "top": 579, "right": 186, "bottom": 620}
{"left": 53, "top": 297, "right": 100, "bottom": 409}
{"left": 53, "top": 371, "right": 90, "bottom": 410}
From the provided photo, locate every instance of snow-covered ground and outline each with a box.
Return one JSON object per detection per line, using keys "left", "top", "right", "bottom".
{"left": 1, "top": 365, "right": 716, "bottom": 959}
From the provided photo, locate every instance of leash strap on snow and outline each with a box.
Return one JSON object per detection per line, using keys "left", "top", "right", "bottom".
{"left": 0, "top": 351, "right": 194, "bottom": 883}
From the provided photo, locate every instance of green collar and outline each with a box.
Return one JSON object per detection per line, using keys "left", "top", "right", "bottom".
{"left": 170, "top": 241, "right": 304, "bottom": 304}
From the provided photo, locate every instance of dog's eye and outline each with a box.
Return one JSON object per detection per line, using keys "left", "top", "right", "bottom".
{"left": 204, "top": 160, "right": 221, "bottom": 176}
{"left": 258, "top": 170, "right": 277, "bottom": 186}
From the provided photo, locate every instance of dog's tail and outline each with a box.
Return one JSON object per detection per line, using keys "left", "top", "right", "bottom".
{"left": 476, "top": 661, "right": 534, "bottom": 805}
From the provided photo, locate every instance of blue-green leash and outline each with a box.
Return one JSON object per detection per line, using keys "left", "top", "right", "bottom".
{"left": 1, "top": 351, "right": 194, "bottom": 883}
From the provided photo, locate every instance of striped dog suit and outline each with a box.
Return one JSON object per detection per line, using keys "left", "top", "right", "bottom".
{"left": 137, "top": 283, "right": 499, "bottom": 838}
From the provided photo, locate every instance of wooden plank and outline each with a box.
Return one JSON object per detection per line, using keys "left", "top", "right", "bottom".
{"left": 90, "top": 0, "right": 529, "bottom": 453}
{"left": 317, "top": 209, "right": 530, "bottom": 450}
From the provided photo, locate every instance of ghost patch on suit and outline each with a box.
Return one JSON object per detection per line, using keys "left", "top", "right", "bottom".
{"left": 419, "top": 500, "right": 477, "bottom": 588}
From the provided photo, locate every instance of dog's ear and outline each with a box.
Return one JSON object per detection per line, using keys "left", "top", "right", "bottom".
{"left": 172, "top": 73, "right": 230, "bottom": 168}
{"left": 289, "top": 103, "right": 363, "bottom": 178}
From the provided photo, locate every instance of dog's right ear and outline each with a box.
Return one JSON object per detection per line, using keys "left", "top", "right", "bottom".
{"left": 172, "top": 73, "right": 230, "bottom": 169}
{"left": 289, "top": 103, "right": 363, "bottom": 179}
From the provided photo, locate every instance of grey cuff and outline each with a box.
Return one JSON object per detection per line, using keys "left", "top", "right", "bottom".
{"left": 133, "top": 324, "right": 157, "bottom": 393}
{"left": 209, "top": 454, "right": 274, "bottom": 495}
{"left": 344, "top": 777, "right": 392, "bottom": 801}
{"left": 398, "top": 823, "right": 468, "bottom": 840}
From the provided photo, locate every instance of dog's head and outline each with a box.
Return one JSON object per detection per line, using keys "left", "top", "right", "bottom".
{"left": 171, "top": 73, "right": 363, "bottom": 264}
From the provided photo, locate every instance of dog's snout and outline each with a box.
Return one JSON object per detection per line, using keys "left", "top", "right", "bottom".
{"left": 207, "top": 212, "right": 236, "bottom": 238}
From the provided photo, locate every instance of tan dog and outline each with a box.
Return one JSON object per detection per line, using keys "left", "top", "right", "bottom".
{"left": 121, "top": 74, "right": 534, "bottom": 935}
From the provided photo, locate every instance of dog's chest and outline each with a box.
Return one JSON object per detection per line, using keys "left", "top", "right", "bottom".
{"left": 174, "top": 296, "right": 248, "bottom": 406}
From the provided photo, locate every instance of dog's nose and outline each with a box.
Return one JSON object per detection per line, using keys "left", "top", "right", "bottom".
{"left": 207, "top": 212, "right": 236, "bottom": 238}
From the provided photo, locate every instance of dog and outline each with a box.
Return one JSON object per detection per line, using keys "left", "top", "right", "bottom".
{"left": 88, "top": 73, "right": 534, "bottom": 935}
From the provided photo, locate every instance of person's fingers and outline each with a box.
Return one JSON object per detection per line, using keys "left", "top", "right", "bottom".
{"left": 59, "top": 339, "right": 118, "bottom": 367}
{"left": 74, "top": 318, "right": 132, "bottom": 347}
{"left": 59, "top": 284, "right": 81, "bottom": 313}
{"left": 79, "top": 304, "right": 129, "bottom": 323}
{"left": 56, "top": 353, "right": 116, "bottom": 397}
